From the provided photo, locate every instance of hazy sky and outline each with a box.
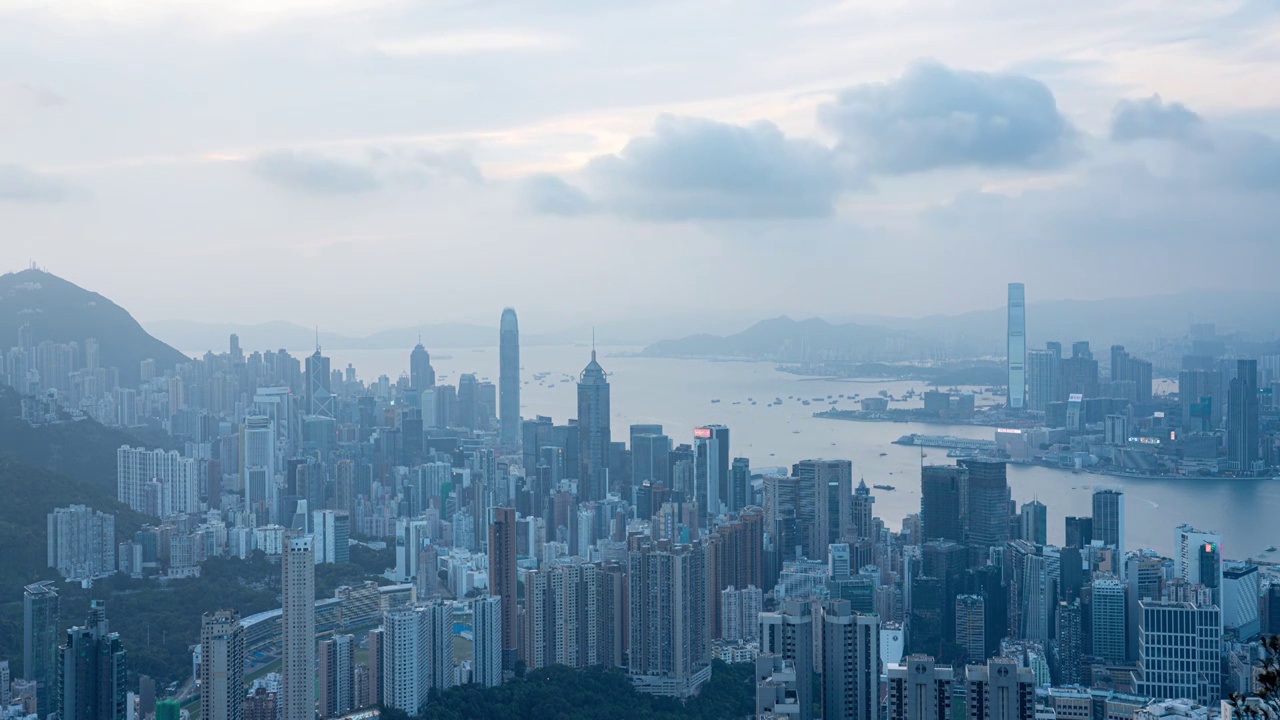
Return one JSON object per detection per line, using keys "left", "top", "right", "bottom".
{"left": 3, "top": 0, "right": 1279, "bottom": 333}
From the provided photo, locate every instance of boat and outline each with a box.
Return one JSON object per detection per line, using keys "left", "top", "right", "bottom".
{"left": 1268, "top": 546, "right": 1278, "bottom": 552}
{"left": 879, "top": 452, "right": 888, "bottom": 457}
{"left": 802, "top": 400, "right": 811, "bottom": 406}
{"left": 873, "top": 484, "right": 896, "bottom": 491}
{"left": 711, "top": 399, "right": 721, "bottom": 404}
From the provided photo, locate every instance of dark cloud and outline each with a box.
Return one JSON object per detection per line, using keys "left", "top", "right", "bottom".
{"left": 0, "top": 164, "right": 80, "bottom": 202}
{"left": 1110, "top": 95, "right": 1207, "bottom": 145}
{"left": 520, "top": 174, "right": 596, "bottom": 216}
{"left": 532, "top": 115, "right": 845, "bottom": 220}
{"left": 818, "top": 61, "right": 1075, "bottom": 173}
{"left": 252, "top": 151, "right": 382, "bottom": 194}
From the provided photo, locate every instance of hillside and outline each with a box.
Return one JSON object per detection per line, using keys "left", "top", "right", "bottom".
{"left": 640, "top": 316, "right": 906, "bottom": 361}
{"left": 0, "top": 268, "right": 189, "bottom": 385}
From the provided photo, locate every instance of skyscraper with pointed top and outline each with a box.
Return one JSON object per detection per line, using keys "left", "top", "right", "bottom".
{"left": 577, "top": 344, "right": 611, "bottom": 501}
{"left": 499, "top": 308, "right": 520, "bottom": 447}
{"left": 409, "top": 340, "right": 435, "bottom": 391}
{"left": 306, "top": 340, "right": 333, "bottom": 418}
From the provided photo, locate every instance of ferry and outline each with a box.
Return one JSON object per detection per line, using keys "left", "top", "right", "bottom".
{"left": 893, "top": 434, "right": 998, "bottom": 452}
{"left": 873, "top": 484, "right": 896, "bottom": 491}
{"left": 711, "top": 399, "right": 721, "bottom": 404}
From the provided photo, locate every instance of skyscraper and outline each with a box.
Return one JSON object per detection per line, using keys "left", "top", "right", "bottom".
{"left": 793, "top": 459, "right": 852, "bottom": 558}
{"left": 305, "top": 347, "right": 333, "bottom": 418}
{"left": 921, "top": 466, "right": 962, "bottom": 542}
{"left": 577, "top": 348, "right": 611, "bottom": 501}
{"left": 694, "top": 426, "right": 729, "bottom": 518}
{"left": 628, "top": 538, "right": 712, "bottom": 698}
{"left": 1091, "top": 486, "right": 1125, "bottom": 580}
{"left": 888, "top": 655, "right": 953, "bottom": 720}
{"left": 1026, "top": 346, "right": 1062, "bottom": 413}
{"left": 319, "top": 633, "right": 354, "bottom": 719}
{"left": 760, "top": 600, "right": 814, "bottom": 720}
{"left": 1090, "top": 576, "right": 1126, "bottom": 665}
{"left": 1137, "top": 601, "right": 1221, "bottom": 707}
{"left": 488, "top": 506, "right": 518, "bottom": 670}
{"left": 960, "top": 459, "right": 1010, "bottom": 556}
{"left": 200, "top": 610, "right": 245, "bottom": 720}
{"left": 823, "top": 600, "right": 879, "bottom": 720}
{"left": 471, "top": 595, "right": 503, "bottom": 687}
{"left": 409, "top": 342, "right": 435, "bottom": 391}
{"left": 1019, "top": 501, "right": 1046, "bottom": 546}
{"left": 281, "top": 534, "right": 315, "bottom": 720}
{"left": 499, "top": 308, "right": 520, "bottom": 447}
{"left": 24, "top": 581, "right": 59, "bottom": 716}
{"left": 1228, "top": 359, "right": 1259, "bottom": 472}
{"left": 965, "top": 659, "right": 1035, "bottom": 720}
{"left": 1007, "top": 282, "right": 1026, "bottom": 410}
{"left": 956, "top": 595, "right": 986, "bottom": 663}
{"left": 1055, "top": 599, "right": 1083, "bottom": 686}
{"left": 58, "top": 601, "right": 127, "bottom": 720}
{"left": 729, "top": 457, "right": 751, "bottom": 515}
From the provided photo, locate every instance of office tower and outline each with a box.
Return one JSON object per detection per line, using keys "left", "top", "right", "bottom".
{"left": 921, "top": 466, "right": 962, "bottom": 542}
{"left": 24, "top": 581, "right": 59, "bottom": 716}
{"left": 965, "top": 659, "right": 1035, "bottom": 720}
{"left": 1091, "top": 486, "right": 1125, "bottom": 580}
{"left": 761, "top": 600, "right": 814, "bottom": 720}
{"left": 694, "top": 426, "right": 725, "bottom": 517}
{"left": 961, "top": 459, "right": 1010, "bottom": 556}
{"left": 851, "top": 479, "right": 874, "bottom": 541}
{"left": 306, "top": 347, "right": 333, "bottom": 418}
{"left": 577, "top": 348, "right": 611, "bottom": 501}
{"left": 1228, "top": 359, "right": 1259, "bottom": 471}
{"left": 1018, "top": 501, "right": 1046, "bottom": 546}
{"left": 1063, "top": 517, "right": 1092, "bottom": 549}
{"left": 499, "top": 308, "right": 520, "bottom": 447}
{"left": 1179, "top": 368, "right": 1223, "bottom": 432}
{"left": 1008, "top": 541, "right": 1055, "bottom": 645}
{"left": 58, "top": 601, "right": 127, "bottom": 720}
{"left": 241, "top": 416, "right": 276, "bottom": 523}
{"left": 631, "top": 431, "right": 671, "bottom": 488}
{"left": 200, "top": 610, "right": 245, "bottom": 720}
{"left": 923, "top": 540, "right": 967, "bottom": 643}
{"left": 1261, "top": 585, "right": 1280, "bottom": 636}
{"left": 487, "top": 506, "right": 518, "bottom": 670}
{"left": 729, "top": 457, "right": 751, "bottom": 515}
{"left": 1026, "top": 346, "right": 1062, "bottom": 413}
{"left": 409, "top": 341, "right": 435, "bottom": 390}
{"left": 1055, "top": 600, "right": 1082, "bottom": 686}
{"left": 281, "top": 534, "right": 315, "bottom": 720}
{"left": 956, "top": 595, "right": 986, "bottom": 663}
{"left": 793, "top": 459, "right": 852, "bottom": 558}
{"left": 46, "top": 504, "right": 115, "bottom": 581}
{"left": 823, "top": 600, "right": 878, "bottom": 720}
{"left": 471, "top": 596, "right": 503, "bottom": 687}
{"left": 116, "top": 445, "right": 199, "bottom": 517}
{"left": 887, "top": 655, "right": 953, "bottom": 720}
{"left": 1007, "top": 282, "right": 1026, "bottom": 410}
{"left": 908, "top": 575, "right": 943, "bottom": 656}
{"left": 1174, "top": 524, "right": 1223, "bottom": 597}
{"left": 1090, "top": 576, "right": 1126, "bottom": 664}
{"left": 1222, "top": 563, "right": 1260, "bottom": 640}
{"left": 628, "top": 539, "right": 712, "bottom": 698}
{"left": 457, "top": 373, "right": 480, "bottom": 429}
{"left": 312, "top": 510, "right": 350, "bottom": 565}
{"left": 319, "top": 633, "right": 354, "bottom": 718}
{"left": 1137, "top": 601, "right": 1221, "bottom": 707}
{"left": 1061, "top": 343, "right": 1099, "bottom": 400}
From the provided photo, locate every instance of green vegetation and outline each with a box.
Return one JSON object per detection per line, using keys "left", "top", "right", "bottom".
{"left": 412, "top": 661, "right": 755, "bottom": 720}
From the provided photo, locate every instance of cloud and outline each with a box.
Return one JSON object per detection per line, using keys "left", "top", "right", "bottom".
{"left": 818, "top": 61, "right": 1075, "bottom": 173}
{"left": 519, "top": 174, "right": 596, "bottom": 216}
{"left": 252, "top": 151, "right": 381, "bottom": 195}
{"left": 1110, "top": 95, "right": 1207, "bottom": 145}
{"left": 534, "top": 115, "right": 846, "bottom": 220}
{"left": 251, "top": 147, "right": 483, "bottom": 195}
{"left": 376, "top": 30, "right": 571, "bottom": 57}
{"left": 0, "top": 165, "right": 80, "bottom": 202}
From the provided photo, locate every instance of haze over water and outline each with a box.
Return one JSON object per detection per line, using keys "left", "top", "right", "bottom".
{"left": 273, "top": 344, "right": 1280, "bottom": 559}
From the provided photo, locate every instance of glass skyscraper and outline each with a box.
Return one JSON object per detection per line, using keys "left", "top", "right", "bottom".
{"left": 1007, "top": 282, "right": 1026, "bottom": 410}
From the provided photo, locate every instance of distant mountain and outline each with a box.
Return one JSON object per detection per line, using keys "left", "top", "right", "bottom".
{"left": 641, "top": 316, "right": 907, "bottom": 361}
{"left": 144, "top": 319, "right": 569, "bottom": 354}
{"left": 645, "top": 289, "right": 1280, "bottom": 361}
{"left": 0, "top": 268, "right": 189, "bottom": 385}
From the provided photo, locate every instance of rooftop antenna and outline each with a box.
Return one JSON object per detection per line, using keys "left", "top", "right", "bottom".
{"left": 315, "top": 326, "right": 320, "bottom": 352}
{"left": 592, "top": 327, "right": 596, "bottom": 361}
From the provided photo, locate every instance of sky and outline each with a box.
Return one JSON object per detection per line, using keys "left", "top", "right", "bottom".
{"left": 3, "top": 0, "right": 1280, "bottom": 335}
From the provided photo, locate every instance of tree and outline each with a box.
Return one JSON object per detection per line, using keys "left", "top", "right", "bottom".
{"left": 1228, "top": 635, "right": 1280, "bottom": 718}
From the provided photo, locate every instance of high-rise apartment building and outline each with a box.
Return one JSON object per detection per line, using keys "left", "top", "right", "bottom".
{"left": 471, "top": 595, "right": 503, "bottom": 687}
{"left": 1026, "top": 345, "right": 1062, "bottom": 413}
{"left": 241, "top": 416, "right": 276, "bottom": 524}
{"left": 577, "top": 349, "right": 611, "bottom": 501}
{"left": 200, "top": 610, "right": 245, "bottom": 720}
{"left": 822, "top": 600, "right": 879, "bottom": 720}
{"left": 281, "top": 534, "right": 315, "bottom": 720}
{"left": 319, "top": 633, "right": 355, "bottom": 719}
{"left": 964, "top": 658, "right": 1035, "bottom": 720}
{"left": 1090, "top": 576, "right": 1126, "bottom": 665}
{"left": 117, "top": 445, "right": 199, "bottom": 517}
{"left": 761, "top": 600, "right": 814, "bottom": 720}
{"left": 488, "top": 506, "right": 518, "bottom": 670}
{"left": 1007, "top": 283, "right": 1026, "bottom": 410}
{"left": 58, "top": 601, "right": 127, "bottom": 720}
{"left": 499, "top": 308, "right": 520, "bottom": 447}
{"left": 628, "top": 538, "right": 712, "bottom": 698}
{"left": 888, "top": 654, "right": 953, "bottom": 720}
{"left": 956, "top": 595, "right": 986, "bottom": 664}
{"left": 1055, "top": 600, "right": 1083, "bottom": 686}
{"left": 46, "top": 504, "right": 115, "bottom": 581}
{"left": 313, "top": 510, "right": 350, "bottom": 565}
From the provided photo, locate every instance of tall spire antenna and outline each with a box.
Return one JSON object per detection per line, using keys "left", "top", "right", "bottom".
{"left": 592, "top": 327, "right": 596, "bottom": 361}
{"left": 315, "top": 326, "right": 319, "bottom": 352}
